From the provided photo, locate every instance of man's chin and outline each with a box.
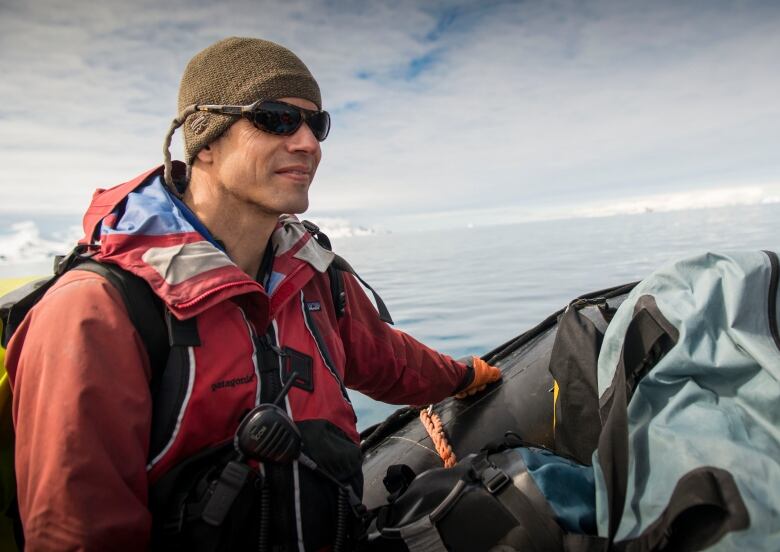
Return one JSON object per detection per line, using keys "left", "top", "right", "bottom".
{"left": 288, "top": 198, "right": 309, "bottom": 215}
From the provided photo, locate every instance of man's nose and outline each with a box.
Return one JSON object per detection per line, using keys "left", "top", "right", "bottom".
{"left": 286, "top": 123, "right": 321, "bottom": 155}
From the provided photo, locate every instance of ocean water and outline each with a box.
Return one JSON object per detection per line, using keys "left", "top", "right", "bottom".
{"left": 331, "top": 203, "right": 780, "bottom": 428}
{"left": 2, "top": 203, "right": 778, "bottom": 429}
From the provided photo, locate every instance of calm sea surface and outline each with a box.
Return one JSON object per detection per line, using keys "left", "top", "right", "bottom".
{"left": 2, "top": 203, "right": 778, "bottom": 428}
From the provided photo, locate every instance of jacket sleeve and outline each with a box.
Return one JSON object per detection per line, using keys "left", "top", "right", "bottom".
{"left": 337, "top": 272, "right": 470, "bottom": 405}
{"left": 5, "top": 270, "right": 153, "bottom": 552}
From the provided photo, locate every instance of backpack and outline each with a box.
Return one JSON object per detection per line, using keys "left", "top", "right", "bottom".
{"left": 0, "top": 247, "right": 178, "bottom": 551}
{"left": 369, "top": 249, "right": 780, "bottom": 551}
{"left": 369, "top": 434, "right": 597, "bottom": 552}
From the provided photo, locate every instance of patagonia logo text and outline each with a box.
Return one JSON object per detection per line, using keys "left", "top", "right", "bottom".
{"left": 306, "top": 301, "right": 321, "bottom": 311}
{"left": 211, "top": 373, "right": 255, "bottom": 392}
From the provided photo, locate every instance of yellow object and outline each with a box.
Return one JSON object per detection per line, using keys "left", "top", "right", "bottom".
{"left": 1, "top": 275, "right": 42, "bottom": 391}
{"left": 552, "top": 379, "right": 559, "bottom": 432}
{"left": 0, "top": 276, "right": 41, "bottom": 295}
{"left": 1, "top": 276, "right": 40, "bottom": 552}
{"left": 1, "top": 275, "right": 42, "bottom": 415}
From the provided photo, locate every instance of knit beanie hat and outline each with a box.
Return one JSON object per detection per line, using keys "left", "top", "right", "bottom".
{"left": 162, "top": 37, "right": 321, "bottom": 188}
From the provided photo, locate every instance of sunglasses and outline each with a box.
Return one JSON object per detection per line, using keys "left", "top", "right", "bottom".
{"left": 193, "top": 99, "right": 331, "bottom": 141}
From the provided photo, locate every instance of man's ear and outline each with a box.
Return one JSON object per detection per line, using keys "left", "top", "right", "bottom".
{"left": 195, "top": 144, "right": 213, "bottom": 164}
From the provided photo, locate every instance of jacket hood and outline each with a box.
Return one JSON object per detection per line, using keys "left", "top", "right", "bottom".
{"left": 80, "top": 164, "right": 334, "bottom": 323}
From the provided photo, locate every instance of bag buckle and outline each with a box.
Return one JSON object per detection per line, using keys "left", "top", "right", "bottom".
{"left": 481, "top": 466, "right": 510, "bottom": 494}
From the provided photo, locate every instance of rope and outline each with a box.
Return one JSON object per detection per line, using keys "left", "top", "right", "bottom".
{"left": 419, "top": 406, "right": 457, "bottom": 468}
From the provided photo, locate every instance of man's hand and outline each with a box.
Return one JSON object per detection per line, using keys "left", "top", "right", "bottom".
{"left": 454, "top": 357, "right": 501, "bottom": 399}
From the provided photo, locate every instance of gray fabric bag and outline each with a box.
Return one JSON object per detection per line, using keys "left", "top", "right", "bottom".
{"left": 593, "top": 250, "right": 780, "bottom": 551}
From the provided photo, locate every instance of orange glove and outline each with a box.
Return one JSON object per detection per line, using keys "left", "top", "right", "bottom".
{"left": 454, "top": 357, "right": 502, "bottom": 399}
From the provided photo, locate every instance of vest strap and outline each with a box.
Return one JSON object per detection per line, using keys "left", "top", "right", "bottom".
{"left": 399, "top": 515, "right": 448, "bottom": 552}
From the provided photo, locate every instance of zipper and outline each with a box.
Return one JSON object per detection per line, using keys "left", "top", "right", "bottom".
{"left": 300, "top": 292, "right": 353, "bottom": 409}
{"left": 762, "top": 250, "right": 780, "bottom": 351}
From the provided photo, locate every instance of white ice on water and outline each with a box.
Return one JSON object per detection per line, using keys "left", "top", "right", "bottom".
{"left": 0, "top": 221, "right": 81, "bottom": 265}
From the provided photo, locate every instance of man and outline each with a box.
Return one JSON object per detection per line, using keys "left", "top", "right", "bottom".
{"left": 6, "top": 37, "right": 500, "bottom": 551}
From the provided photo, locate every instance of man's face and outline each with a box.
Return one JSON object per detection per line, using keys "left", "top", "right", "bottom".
{"left": 207, "top": 97, "right": 322, "bottom": 216}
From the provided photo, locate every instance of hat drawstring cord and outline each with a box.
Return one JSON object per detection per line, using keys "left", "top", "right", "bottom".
{"left": 162, "top": 105, "right": 198, "bottom": 197}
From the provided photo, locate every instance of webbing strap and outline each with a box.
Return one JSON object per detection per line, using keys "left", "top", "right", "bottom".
{"left": 492, "top": 483, "right": 564, "bottom": 549}
{"left": 165, "top": 310, "right": 200, "bottom": 347}
{"left": 331, "top": 254, "right": 394, "bottom": 324}
{"left": 73, "top": 260, "right": 170, "bottom": 373}
{"left": 472, "top": 453, "right": 564, "bottom": 550}
{"left": 399, "top": 515, "right": 448, "bottom": 552}
{"left": 597, "top": 295, "right": 679, "bottom": 541}
{"left": 328, "top": 263, "right": 347, "bottom": 318}
{"left": 302, "top": 220, "right": 393, "bottom": 324}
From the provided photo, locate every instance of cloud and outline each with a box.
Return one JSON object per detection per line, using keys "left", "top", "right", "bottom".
{"left": 1, "top": 0, "right": 778, "bottom": 230}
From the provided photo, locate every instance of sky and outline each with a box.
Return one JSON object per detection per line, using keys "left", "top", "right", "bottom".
{"left": 1, "top": 0, "right": 779, "bottom": 231}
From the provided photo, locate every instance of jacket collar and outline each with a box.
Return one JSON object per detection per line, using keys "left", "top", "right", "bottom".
{"left": 82, "top": 164, "right": 334, "bottom": 322}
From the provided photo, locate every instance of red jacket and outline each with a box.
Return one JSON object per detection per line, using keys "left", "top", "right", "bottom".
{"left": 6, "top": 166, "right": 468, "bottom": 551}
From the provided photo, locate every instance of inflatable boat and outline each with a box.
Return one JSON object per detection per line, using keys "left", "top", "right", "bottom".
{"left": 359, "top": 281, "right": 637, "bottom": 511}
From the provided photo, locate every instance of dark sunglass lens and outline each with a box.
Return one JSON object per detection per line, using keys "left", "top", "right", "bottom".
{"left": 252, "top": 103, "right": 302, "bottom": 135}
{"left": 250, "top": 102, "right": 329, "bottom": 140}
{"left": 308, "top": 111, "right": 331, "bottom": 141}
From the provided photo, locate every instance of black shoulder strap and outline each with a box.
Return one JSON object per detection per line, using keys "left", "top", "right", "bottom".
{"left": 3, "top": 250, "right": 202, "bottom": 469}
{"left": 302, "top": 220, "right": 393, "bottom": 324}
{"left": 60, "top": 259, "right": 201, "bottom": 463}
{"left": 328, "top": 262, "right": 347, "bottom": 319}
{"left": 73, "top": 260, "right": 170, "bottom": 376}
{"left": 330, "top": 254, "right": 394, "bottom": 324}
{"left": 302, "top": 220, "right": 346, "bottom": 318}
